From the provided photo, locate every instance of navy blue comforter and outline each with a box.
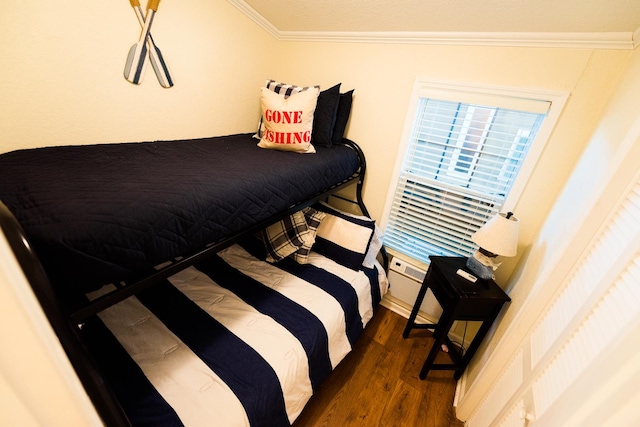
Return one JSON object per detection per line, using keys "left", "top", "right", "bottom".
{"left": 0, "top": 133, "right": 360, "bottom": 294}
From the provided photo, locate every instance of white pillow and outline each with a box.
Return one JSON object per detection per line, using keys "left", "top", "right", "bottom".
{"left": 312, "top": 202, "right": 383, "bottom": 269}
{"left": 312, "top": 202, "right": 376, "bottom": 270}
{"left": 258, "top": 87, "right": 319, "bottom": 154}
{"left": 254, "top": 80, "right": 320, "bottom": 139}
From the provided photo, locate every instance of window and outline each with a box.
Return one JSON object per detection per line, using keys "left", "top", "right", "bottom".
{"left": 382, "top": 80, "right": 567, "bottom": 264}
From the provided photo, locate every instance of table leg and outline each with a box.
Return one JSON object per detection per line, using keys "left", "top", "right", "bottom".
{"left": 403, "top": 279, "right": 431, "bottom": 338}
{"left": 419, "top": 309, "right": 455, "bottom": 379}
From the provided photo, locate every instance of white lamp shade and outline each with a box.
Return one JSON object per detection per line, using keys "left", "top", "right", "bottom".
{"left": 472, "top": 212, "right": 519, "bottom": 257}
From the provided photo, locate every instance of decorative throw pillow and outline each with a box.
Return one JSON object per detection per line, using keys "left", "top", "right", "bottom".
{"left": 312, "top": 202, "right": 376, "bottom": 270}
{"left": 331, "top": 89, "right": 354, "bottom": 144}
{"left": 261, "top": 210, "right": 314, "bottom": 263}
{"left": 254, "top": 79, "right": 320, "bottom": 139}
{"left": 310, "top": 83, "right": 341, "bottom": 148}
{"left": 291, "top": 207, "right": 326, "bottom": 264}
{"left": 266, "top": 79, "right": 319, "bottom": 98}
{"left": 258, "top": 87, "right": 320, "bottom": 154}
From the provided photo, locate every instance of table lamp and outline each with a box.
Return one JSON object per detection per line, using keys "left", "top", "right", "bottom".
{"left": 465, "top": 212, "right": 519, "bottom": 280}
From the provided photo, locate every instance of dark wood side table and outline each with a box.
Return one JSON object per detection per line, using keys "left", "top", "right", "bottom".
{"left": 403, "top": 256, "right": 510, "bottom": 379}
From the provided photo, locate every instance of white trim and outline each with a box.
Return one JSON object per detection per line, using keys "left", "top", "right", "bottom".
{"left": 226, "top": 0, "right": 280, "bottom": 39}
{"left": 226, "top": 1, "right": 638, "bottom": 50}
{"left": 380, "top": 293, "right": 429, "bottom": 323}
{"left": 277, "top": 31, "right": 636, "bottom": 50}
{"left": 634, "top": 27, "right": 640, "bottom": 49}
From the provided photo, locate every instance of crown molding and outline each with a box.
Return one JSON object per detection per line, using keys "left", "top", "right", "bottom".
{"left": 277, "top": 31, "right": 636, "bottom": 50}
{"left": 228, "top": 0, "right": 280, "bottom": 39}
{"left": 634, "top": 27, "right": 640, "bottom": 49}
{"left": 228, "top": 0, "right": 638, "bottom": 50}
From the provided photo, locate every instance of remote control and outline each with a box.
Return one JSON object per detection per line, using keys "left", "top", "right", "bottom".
{"left": 456, "top": 269, "right": 477, "bottom": 283}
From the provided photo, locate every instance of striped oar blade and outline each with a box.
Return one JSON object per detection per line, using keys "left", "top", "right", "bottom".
{"left": 130, "top": 0, "right": 173, "bottom": 88}
{"left": 124, "top": 0, "right": 160, "bottom": 85}
{"left": 147, "top": 37, "right": 173, "bottom": 88}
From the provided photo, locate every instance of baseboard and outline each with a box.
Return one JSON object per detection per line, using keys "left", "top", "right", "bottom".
{"left": 380, "top": 294, "right": 468, "bottom": 355}
{"left": 380, "top": 294, "right": 433, "bottom": 323}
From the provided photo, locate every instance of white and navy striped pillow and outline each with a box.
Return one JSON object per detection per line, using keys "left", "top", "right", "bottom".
{"left": 312, "top": 203, "right": 376, "bottom": 270}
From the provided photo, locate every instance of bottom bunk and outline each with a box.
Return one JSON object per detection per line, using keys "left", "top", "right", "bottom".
{"left": 1, "top": 191, "right": 389, "bottom": 426}
{"left": 80, "top": 236, "right": 388, "bottom": 426}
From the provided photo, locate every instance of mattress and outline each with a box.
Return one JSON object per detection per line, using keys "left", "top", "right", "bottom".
{"left": 81, "top": 238, "right": 389, "bottom": 427}
{"left": 0, "top": 133, "right": 361, "bottom": 294}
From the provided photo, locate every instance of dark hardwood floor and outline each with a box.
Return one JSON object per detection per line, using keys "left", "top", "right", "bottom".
{"left": 293, "top": 306, "right": 465, "bottom": 427}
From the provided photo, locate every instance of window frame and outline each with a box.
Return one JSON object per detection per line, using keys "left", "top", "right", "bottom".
{"left": 380, "top": 79, "right": 569, "bottom": 260}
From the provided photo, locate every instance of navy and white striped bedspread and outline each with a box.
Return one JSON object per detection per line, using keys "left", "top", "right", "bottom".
{"left": 83, "top": 242, "right": 388, "bottom": 427}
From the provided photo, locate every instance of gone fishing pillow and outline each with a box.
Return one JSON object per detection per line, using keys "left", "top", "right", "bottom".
{"left": 258, "top": 86, "right": 320, "bottom": 153}
{"left": 254, "top": 79, "right": 319, "bottom": 139}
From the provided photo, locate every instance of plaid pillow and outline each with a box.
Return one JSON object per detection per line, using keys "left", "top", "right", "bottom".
{"left": 291, "top": 207, "right": 326, "bottom": 264}
{"left": 262, "top": 210, "right": 314, "bottom": 263}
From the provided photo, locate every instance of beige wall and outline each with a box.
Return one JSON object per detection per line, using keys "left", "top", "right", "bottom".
{"left": 1, "top": 0, "right": 638, "bottom": 423}
{"left": 0, "top": 0, "right": 278, "bottom": 423}
{"left": 272, "top": 43, "right": 630, "bottom": 277}
{"left": 0, "top": 0, "right": 277, "bottom": 153}
{"left": 1, "top": 1, "right": 630, "bottom": 281}
{"left": 269, "top": 42, "right": 632, "bottom": 394}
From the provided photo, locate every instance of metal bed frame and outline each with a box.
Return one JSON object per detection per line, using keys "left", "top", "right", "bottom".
{"left": 0, "top": 137, "right": 387, "bottom": 426}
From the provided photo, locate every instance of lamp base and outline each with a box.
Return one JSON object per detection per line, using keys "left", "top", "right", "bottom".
{"left": 465, "top": 255, "right": 494, "bottom": 280}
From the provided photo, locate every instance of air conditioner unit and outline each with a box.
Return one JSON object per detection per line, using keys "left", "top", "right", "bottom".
{"left": 389, "top": 257, "right": 427, "bottom": 282}
{"left": 387, "top": 256, "right": 442, "bottom": 321}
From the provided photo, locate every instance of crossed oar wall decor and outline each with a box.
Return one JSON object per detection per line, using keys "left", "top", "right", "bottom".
{"left": 124, "top": 0, "right": 174, "bottom": 88}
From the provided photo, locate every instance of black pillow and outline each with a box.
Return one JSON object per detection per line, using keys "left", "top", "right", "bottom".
{"left": 331, "top": 89, "right": 354, "bottom": 144}
{"left": 311, "top": 83, "right": 341, "bottom": 148}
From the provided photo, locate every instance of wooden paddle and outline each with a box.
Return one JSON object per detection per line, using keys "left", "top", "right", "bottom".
{"left": 124, "top": 0, "right": 160, "bottom": 85}
{"left": 129, "top": 0, "right": 173, "bottom": 88}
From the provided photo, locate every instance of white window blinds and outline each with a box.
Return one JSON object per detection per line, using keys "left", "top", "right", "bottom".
{"left": 384, "top": 96, "right": 548, "bottom": 264}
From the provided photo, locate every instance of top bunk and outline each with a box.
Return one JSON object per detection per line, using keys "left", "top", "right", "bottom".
{"left": 0, "top": 132, "right": 375, "bottom": 322}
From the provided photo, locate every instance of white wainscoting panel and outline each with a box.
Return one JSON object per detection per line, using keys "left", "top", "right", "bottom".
{"left": 466, "top": 349, "right": 523, "bottom": 426}
{"left": 458, "top": 177, "right": 640, "bottom": 426}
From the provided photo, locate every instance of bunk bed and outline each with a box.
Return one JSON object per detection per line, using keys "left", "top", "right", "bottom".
{"left": 0, "top": 132, "right": 389, "bottom": 426}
